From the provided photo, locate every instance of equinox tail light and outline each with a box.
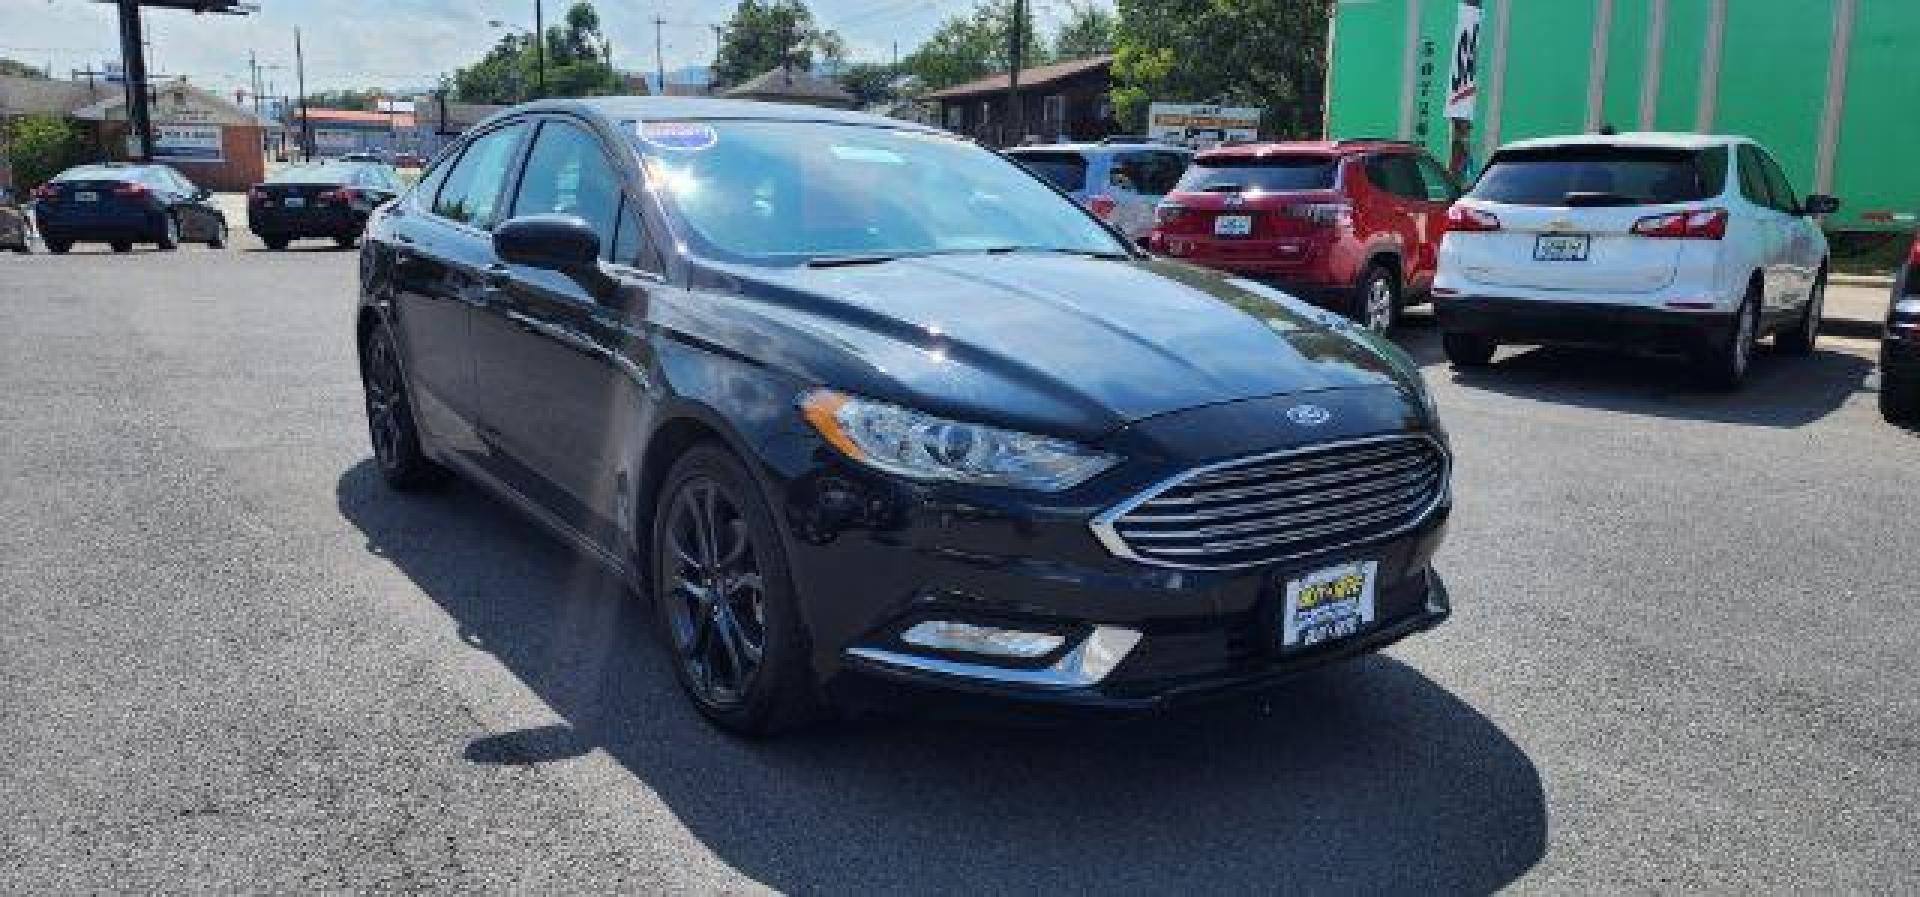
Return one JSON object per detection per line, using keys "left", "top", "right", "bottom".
{"left": 1444, "top": 205, "right": 1502, "bottom": 233}
{"left": 1087, "top": 195, "right": 1117, "bottom": 220}
{"left": 1631, "top": 208, "right": 1728, "bottom": 240}
{"left": 113, "top": 183, "right": 149, "bottom": 198}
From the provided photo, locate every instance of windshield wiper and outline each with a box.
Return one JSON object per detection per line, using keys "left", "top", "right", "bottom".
{"left": 978, "top": 246, "right": 1131, "bottom": 260}
{"left": 805, "top": 253, "right": 904, "bottom": 268}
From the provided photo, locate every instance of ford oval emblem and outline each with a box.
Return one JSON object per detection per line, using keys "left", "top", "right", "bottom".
{"left": 1286, "top": 403, "right": 1332, "bottom": 426}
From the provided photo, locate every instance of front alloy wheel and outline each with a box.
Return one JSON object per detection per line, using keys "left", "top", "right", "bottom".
{"left": 1355, "top": 265, "right": 1399, "bottom": 333}
{"left": 653, "top": 446, "right": 820, "bottom": 736}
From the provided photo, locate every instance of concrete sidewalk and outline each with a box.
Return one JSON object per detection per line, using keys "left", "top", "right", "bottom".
{"left": 1826, "top": 283, "right": 1890, "bottom": 338}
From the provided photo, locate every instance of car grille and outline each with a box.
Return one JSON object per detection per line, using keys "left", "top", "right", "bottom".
{"left": 1093, "top": 435, "right": 1448, "bottom": 570}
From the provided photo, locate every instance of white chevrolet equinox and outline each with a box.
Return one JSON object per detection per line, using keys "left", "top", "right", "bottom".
{"left": 1433, "top": 133, "right": 1838, "bottom": 388}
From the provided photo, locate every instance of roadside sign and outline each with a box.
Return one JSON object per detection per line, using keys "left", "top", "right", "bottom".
{"left": 1445, "top": 1, "right": 1482, "bottom": 121}
{"left": 1146, "top": 104, "right": 1260, "bottom": 149}
{"left": 127, "top": 125, "right": 224, "bottom": 162}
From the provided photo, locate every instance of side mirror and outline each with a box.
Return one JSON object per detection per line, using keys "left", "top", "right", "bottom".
{"left": 495, "top": 214, "right": 600, "bottom": 271}
{"left": 1802, "top": 194, "right": 1841, "bottom": 216}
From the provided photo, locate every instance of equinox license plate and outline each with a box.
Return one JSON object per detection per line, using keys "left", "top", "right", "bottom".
{"left": 1534, "top": 234, "right": 1591, "bottom": 261}
{"left": 1281, "top": 560, "right": 1378, "bottom": 647}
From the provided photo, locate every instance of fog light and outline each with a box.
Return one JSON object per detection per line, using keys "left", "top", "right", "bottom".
{"left": 902, "top": 621, "right": 1065, "bottom": 659}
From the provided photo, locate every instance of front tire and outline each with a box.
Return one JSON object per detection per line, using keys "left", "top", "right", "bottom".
{"left": 156, "top": 214, "right": 179, "bottom": 250}
{"left": 1697, "top": 287, "right": 1761, "bottom": 390}
{"left": 1351, "top": 263, "right": 1400, "bottom": 333}
{"left": 653, "top": 444, "right": 822, "bottom": 737}
{"left": 207, "top": 220, "right": 229, "bottom": 249}
{"left": 1443, "top": 332, "right": 1497, "bottom": 367}
{"left": 361, "top": 324, "right": 446, "bottom": 490}
{"left": 1775, "top": 270, "right": 1824, "bottom": 356}
{"left": 110, "top": 241, "right": 132, "bottom": 253}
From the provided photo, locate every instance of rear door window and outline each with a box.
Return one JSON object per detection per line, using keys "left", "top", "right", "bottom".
{"left": 1009, "top": 151, "right": 1089, "bottom": 192}
{"left": 1470, "top": 145, "right": 1729, "bottom": 206}
{"left": 1365, "top": 154, "right": 1425, "bottom": 201}
{"left": 1755, "top": 147, "right": 1800, "bottom": 213}
{"left": 1737, "top": 145, "right": 1775, "bottom": 209}
{"left": 1175, "top": 155, "right": 1336, "bottom": 192}
{"left": 1111, "top": 151, "right": 1188, "bottom": 195}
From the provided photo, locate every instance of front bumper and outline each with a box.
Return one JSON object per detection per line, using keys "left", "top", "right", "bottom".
{"left": 772, "top": 437, "right": 1452, "bottom": 720}
{"left": 1436, "top": 296, "right": 1734, "bottom": 354}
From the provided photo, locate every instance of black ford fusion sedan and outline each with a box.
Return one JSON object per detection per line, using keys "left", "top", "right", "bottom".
{"left": 356, "top": 98, "right": 1453, "bottom": 735}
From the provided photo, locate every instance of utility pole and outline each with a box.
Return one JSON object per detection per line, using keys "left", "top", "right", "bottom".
{"left": 653, "top": 15, "right": 667, "bottom": 95}
{"left": 295, "top": 27, "right": 310, "bottom": 160}
{"left": 533, "top": 0, "right": 546, "bottom": 97}
{"left": 710, "top": 24, "right": 723, "bottom": 90}
{"left": 114, "top": 0, "right": 154, "bottom": 162}
{"left": 248, "top": 50, "right": 261, "bottom": 117}
{"left": 1004, "top": 0, "right": 1025, "bottom": 145}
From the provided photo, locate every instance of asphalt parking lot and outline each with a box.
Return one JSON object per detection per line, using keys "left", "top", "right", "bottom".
{"left": 3, "top": 235, "right": 1915, "bottom": 892}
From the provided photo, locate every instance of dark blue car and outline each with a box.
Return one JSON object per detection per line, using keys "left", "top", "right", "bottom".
{"left": 32, "top": 163, "right": 229, "bottom": 254}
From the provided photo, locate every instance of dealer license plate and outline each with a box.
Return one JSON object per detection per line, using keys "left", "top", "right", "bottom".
{"left": 1214, "top": 214, "right": 1253, "bottom": 237}
{"left": 283, "top": 197, "right": 306, "bottom": 209}
{"left": 75, "top": 191, "right": 99, "bottom": 202}
{"left": 1534, "top": 234, "right": 1591, "bottom": 261}
{"left": 1281, "top": 560, "right": 1378, "bottom": 647}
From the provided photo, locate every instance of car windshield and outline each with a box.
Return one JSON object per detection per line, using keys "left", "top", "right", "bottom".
{"left": 1007, "top": 151, "right": 1090, "bottom": 192}
{"left": 1175, "top": 155, "right": 1338, "bottom": 192}
{"left": 270, "top": 163, "right": 383, "bottom": 185}
{"left": 1469, "top": 145, "right": 1728, "bottom": 206}
{"left": 631, "top": 120, "right": 1126, "bottom": 262}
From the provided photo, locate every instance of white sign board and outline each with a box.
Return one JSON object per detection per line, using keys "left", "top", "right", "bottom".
{"left": 1146, "top": 103, "right": 1261, "bottom": 149}
{"left": 1445, "top": 2, "right": 1483, "bottom": 120}
{"left": 314, "top": 128, "right": 360, "bottom": 153}
{"left": 132, "top": 125, "right": 223, "bottom": 162}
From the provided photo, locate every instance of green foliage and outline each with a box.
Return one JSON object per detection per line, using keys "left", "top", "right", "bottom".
{"left": 836, "top": 62, "right": 899, "bottom": 108}
{"left": 902, "top": 0, "right": 1047, "bottom": 93}
{"left": 712, "top": 1, "right": 847, "bottom": 91}
{"left": 1052, "top": 1, "right": 1117, "bottom": 60}
{"left": 449, "top": 1, "right": 621, "bottom": 104}
{"left": 1110, "top": 0, "right": 1332, "bottom": 136}
{"left": 307, "top": 89, "right": 385, "bottom": 112}
{"left": 6, "top": 114, "right": 91, "bottom": 190}
{"left": 0, "top": 57, "right": 49, "bottom": 79}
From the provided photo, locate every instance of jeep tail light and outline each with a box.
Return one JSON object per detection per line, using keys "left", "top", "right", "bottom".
{"left": 31, "top": 184, "right": 58, "bottom": 200}
{"left": 1155, "top": 202, "right": 1189, "bottom": 225}
{"left": 1285, "top": 203, "right": 1351, "bottom": 227}
{"left": 1087, "top": 195, "right": 1116, "bottom": 220}
{"left": 1443, "top": 205, "right": 1502, "bottom": 233}
{"left": 1631, "top": 208, "right": 1728, "bottom": 240}
{"left": 113, "top": 182, "right": 149, "bottom": 198}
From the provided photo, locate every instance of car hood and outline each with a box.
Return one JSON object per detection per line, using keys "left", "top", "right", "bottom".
{"left": 688, "top": 253, "right": 1418, "bottom": 442}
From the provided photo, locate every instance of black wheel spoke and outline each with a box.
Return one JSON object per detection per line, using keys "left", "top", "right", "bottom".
{"left": 660, "top": 472, "right": 767, "bottom": 709}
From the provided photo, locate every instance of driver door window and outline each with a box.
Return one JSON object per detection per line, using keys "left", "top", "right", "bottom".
{"left": 510, "top": 120, "right": 622, "bottom": 260}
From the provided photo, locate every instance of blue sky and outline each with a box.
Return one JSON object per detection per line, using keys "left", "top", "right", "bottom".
{"left": 0, "top": 0, "right": 1109, "bottom": 98}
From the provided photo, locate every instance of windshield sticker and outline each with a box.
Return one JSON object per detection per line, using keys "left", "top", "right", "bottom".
{"left": 636, "top": 121, "right": 717, "bottom": 152}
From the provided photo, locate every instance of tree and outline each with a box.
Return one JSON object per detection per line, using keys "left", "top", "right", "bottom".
{"left": 5, "top": 114, "right": 91, "bottom": 190}
{"left": 1110, "top": 0, "right": 1332, "bottom": 137}
{"left": 837, "top": 62, "right": 899, "bottom": 108}
{"left": 712, "top": 1, "right": 847, "bottom": 90}
{"left": 901, "top": 0, "right": 1046, "bottom": 93}
{"left": 1052, "top": 1, "right": 1116, "bottom": 60}
{"left": 0, "top": 57, "right": 49, "bottom": 79}
{"left": 450, "top": 1, "right": 621, "bottom": 104}
{"left": 307, "top": 89, "right": 384, "bottom": 111}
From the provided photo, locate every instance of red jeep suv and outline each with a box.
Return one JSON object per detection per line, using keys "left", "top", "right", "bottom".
{"left": 1148, "top": 140, "right": 1462, "bottom": 331}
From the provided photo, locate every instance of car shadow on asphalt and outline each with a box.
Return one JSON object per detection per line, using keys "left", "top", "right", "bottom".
{"left": 1391, "top": 321, "right": 1873, "bottom": 428}
{"left": 336, "top": 459, "right": 1546, "bottom": 893}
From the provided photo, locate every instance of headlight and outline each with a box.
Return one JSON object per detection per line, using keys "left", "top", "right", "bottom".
{"left": 801, "top": 389, "right": 1117, "bottom": 491}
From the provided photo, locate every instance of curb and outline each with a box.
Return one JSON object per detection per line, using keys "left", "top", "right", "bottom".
{"left": 1831, "top": 273, "right": 1893, "bottom": 289}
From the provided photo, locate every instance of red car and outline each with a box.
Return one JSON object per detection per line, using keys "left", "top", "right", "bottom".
{"left": 1148, "top": 140, "right": 1463, "bottom": 331}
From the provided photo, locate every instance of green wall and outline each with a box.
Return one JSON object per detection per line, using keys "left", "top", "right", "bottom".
{"left": 1327, "top": 0, "right": 1919, "bottom": 231}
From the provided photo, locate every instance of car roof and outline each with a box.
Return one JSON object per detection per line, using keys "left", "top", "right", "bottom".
{"left": 1197, "top": 139, "right": 1415, "bottom": 161}
{"left": 1005, "top": 143, "right": 1192, "bottom": 156}
{"left": 1496, "top": 132, "right": 1747, "bottom": 152}
{"left": 481, "top": 96, "right": 949, "bottom": 136}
